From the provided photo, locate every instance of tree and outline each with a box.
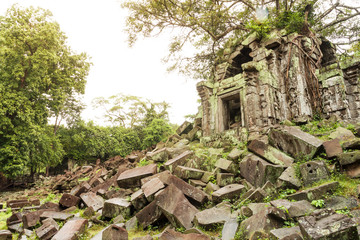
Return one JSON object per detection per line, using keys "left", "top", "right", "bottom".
{"left": 92, "top": 93, "right": 169, "bottom": 128}
{"left": 0, "top": 5, "right": 91, "bottom": 178}
{"left": 92, "top": 93, "right": 174, "bottom": 150}
{"left": 122, "top": 0, "right": 360, "bottom": 79}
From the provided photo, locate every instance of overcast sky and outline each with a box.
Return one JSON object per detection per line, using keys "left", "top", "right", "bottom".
{"left": 0, "top": 0, "right": 200, "bottom": 125}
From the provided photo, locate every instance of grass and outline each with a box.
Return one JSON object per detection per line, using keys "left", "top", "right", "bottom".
{"left": 79, "top": 223, "right": 104, "bottom": 239}
{"left": 0, "top": 209, "right": 12, "bottom": 230}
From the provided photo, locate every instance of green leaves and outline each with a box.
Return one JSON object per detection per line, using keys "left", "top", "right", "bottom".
{"left": 123, "top": 0, "right": 360, "bottom": 79}
{"left": 0, "top": 5, "right": 90, "bottom": 178}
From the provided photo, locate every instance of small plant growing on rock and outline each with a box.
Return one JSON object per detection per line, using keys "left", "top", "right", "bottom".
{"left": 311, "top": 199, "right": 325, "bottom": 208}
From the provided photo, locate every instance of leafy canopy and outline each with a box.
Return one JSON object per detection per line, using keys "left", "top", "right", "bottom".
{"left": 0, "top": 5, "right": 90, "bottom": 178}
{"left": 122, "top": 0, "right": 360, "bottom": 79}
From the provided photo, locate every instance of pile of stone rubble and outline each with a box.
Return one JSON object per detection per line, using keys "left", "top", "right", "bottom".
{"left": 2, "top": 121, "right": 360, "bottom": 240}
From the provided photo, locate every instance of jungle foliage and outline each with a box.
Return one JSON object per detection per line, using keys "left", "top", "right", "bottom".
{"left": 0, "top": 5, "right": 174, "bottom": 179}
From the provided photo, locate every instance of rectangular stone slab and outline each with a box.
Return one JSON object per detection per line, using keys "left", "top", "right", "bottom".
{"left": 117, "top": 164, "right": 157, "bottom": 188}
{"left": 166, "top": 175, "right": 209, "bottom": 204}
{"left": 35, "top": 223, "right": 58, "bottom": 240}
{"left": 141, "top": 177, "right": 165, "bottom": 201}
{"left": 155, "top": 184, "right": 199, "bottom": 229}
{"left": 248, "top": 139, "right": 294, "bottom": 167}
{"left": 269, "top": 126, "right": 324, "bottom": 159}
{"left": 212, "top": 184, "right": 246, "bottom": 202}
{"left": 51, "top": 218, "right": 88, "bottom": 240}
{"left": 80, "top": 192, "right": 104, "bottom": 212}
{"left": 136, "top": 201, "right": 163, "bottom": 228}
{"left": 174, "top": 166, "right": 205, "bottom": 180}
{"left": 59, "top": 193, "right": 80, "bottom": 208}
{"left": 0, "top": 230, "right": 12, "bottom": 240}
{"left": 40, "top": 211, "right": 73, "bottom": 221}
{"left": 164, "top": 151, "right": 193, "bottom": 173}
{"left": 298, "top": 209, "right": 359, "bottom": 240}
{"left": 102, "top": 198, "right": 131, "bottom": 219}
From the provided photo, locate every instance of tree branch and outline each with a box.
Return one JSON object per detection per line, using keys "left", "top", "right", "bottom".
{"left": 318, "top": 11, "right": 360, "bottom": 31}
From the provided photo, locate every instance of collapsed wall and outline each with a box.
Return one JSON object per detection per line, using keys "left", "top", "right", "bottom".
{"left": 197, "top": 30, "right": 360, "bottom": 136}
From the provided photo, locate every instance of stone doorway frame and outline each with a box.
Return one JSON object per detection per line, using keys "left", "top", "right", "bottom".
{"left": 217, "top": 90, "right": 243, "bottom": 132}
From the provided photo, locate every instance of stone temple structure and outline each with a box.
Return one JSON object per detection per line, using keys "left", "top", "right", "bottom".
{"left": 197, "top": 30, "right": 360, "bottom": 136}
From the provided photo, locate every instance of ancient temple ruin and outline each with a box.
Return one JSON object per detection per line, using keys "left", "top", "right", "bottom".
{"left": 197, "top": 30, "right": 360, "bottom": 136}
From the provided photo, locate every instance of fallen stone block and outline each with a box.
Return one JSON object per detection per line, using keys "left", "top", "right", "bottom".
{"left": 158, "top": 228, "right": 210, "bottom": 240}
{"left": 298, "top": 209, "right": 359, "bottom": 240}
{"left": 83, "top": 207, "right": 96, "bottom": 218}
{"left": 342, "top": 138, "right": 360, "bottom": 150}
{"left": 271, "top": 199, "right": 315, "bottom": 218}
{"left": 155, "top": 184, "right": 199, "bottom": 229}
{"left": 164, "top": 151, "right": 193, "bottom": 173}
{"left": 176, "top": 121, "right": 193, "bottom": 135}
{"left": 277, "top": 165, "right": 302, "bottom": 189}
{"left": 194, "top": 203, "right": 231, "bottom": 228}
{"left": 337, "top": 150, "right": 360, "bottom": 166}
{"left": 6, "top": 199, "right": 40, "bottom": 208}
{"left": 0, "top": 230, "right": 12, "bottom": 240}
{"left": 221, "top": 218, "right": 239, "bottom": 240}
{"left": 243, "top": 188, "right": 267, "bottom": 203}
{"left": 52, "top": 218, "right": 88, "bottom": 240}
{"left": 102, "top": 198, "right": 131, "bottom": 219}
{"left": 146, "top": 148, "right": 168, "bottom": 162}
{"left": 166, "top": 175, "right": 209, "bottom": 204}
{"left": 40, "top": 202, "right": 61, "bottom": 212}
{"left": 248, "top": 139, "right": 294, "bottom": 167}
{"left": 204, "top": 182, "right": 220, "bottom": 195}
{"left": 189, "top": 179, "right": 206, "bottom": 188}
{"left": 117, "top": 164, "right": 157, "bottom": 188}
{"left": 299, "top": 160, "right": 330, "bottom": 186}
{"left": 344, "top": 162, "right": 360, "bottom": 178}
{"left": 287, "top": 181, "right": 339, "bottom": 201}
{"left": 141, "top": 177, "right": 165, "bottom": 202}
{"left": 7, "top": 223, "right": 23, "bottom": 233}
{"left": 216, "top": 173, "right": 234, "bottom": 187}
{"left": 269, "top": 226, "right": 303, "bottom": 240}
{"left": 215, "top": 158, "right": 239, "bottom": 174}
{"left": 136, "top": 201, "right": 163, "bottom": 229}
{"left": 212, "top": 184, "right": 245, "bottom": 203}
{"left": 6, "top": 212, "right": 22, "bottom": 226}
{"left": 35, "top": 222, "right": 58, "bottom": 240}
{"left": 324, "top": 196, "right": 358, "bottom": 211}
{"left": 323, "top": 138, "right": 343, "bottom": 158}
{"left": 90, "top": 177, "right": 104, "bottom": 188}
{"left": 269, "top": 126, "right": 323, "bottom": 159}
{"left": 70, "top": 182, "right": 91, "bottom": 197}
{"left": 130, "top": 189, "right": 148, "bottom": 211}
{"left": 125, "top": 216, "right": 138, "bottom": 231}
{"left": 174, "top": 166, "right": 205, "bottom": 180}
{"left": 42, "top": 218, "right": 59, "bottom": 230}
{"left": 80, "top": 191, "right": 104, "bottom": 211}
{"left": 239, "top": 154, "right": 285, "bottom": 188}
{"left": 329, "top": 127, "right": 356, "bottom": 142}
{"left": 23, "top": 210, "right": 48, "bottom": 229}
{"left": 140, "top": 171, "right": 172, "bottom": 185}
{"left": 239, "top": 207, "right": 286, "bottom": 239}
{"left": 39, "top": 211, "right": 73, "bottom": 221}
{"left": 59, "top": 193, "right": 80, "bottom": 208}
{"left": 227, "top": 148, "right": 246, "bottom": 161}
{"left": 102, "top": 224, "right": 128, "bottom": 240}
{"left": 186, "top": 126, "right": 201, "bottom": 141}
{"left": 247, "top": 203, "right": 269, "bottom": 216}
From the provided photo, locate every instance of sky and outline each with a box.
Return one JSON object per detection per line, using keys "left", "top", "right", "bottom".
{"left": 0, "top": 0, "right": 200, "bottom": 125}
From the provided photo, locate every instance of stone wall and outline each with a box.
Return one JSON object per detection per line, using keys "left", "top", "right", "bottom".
{"left": 197, "top": 30, "right": 360, "bottom": 136}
